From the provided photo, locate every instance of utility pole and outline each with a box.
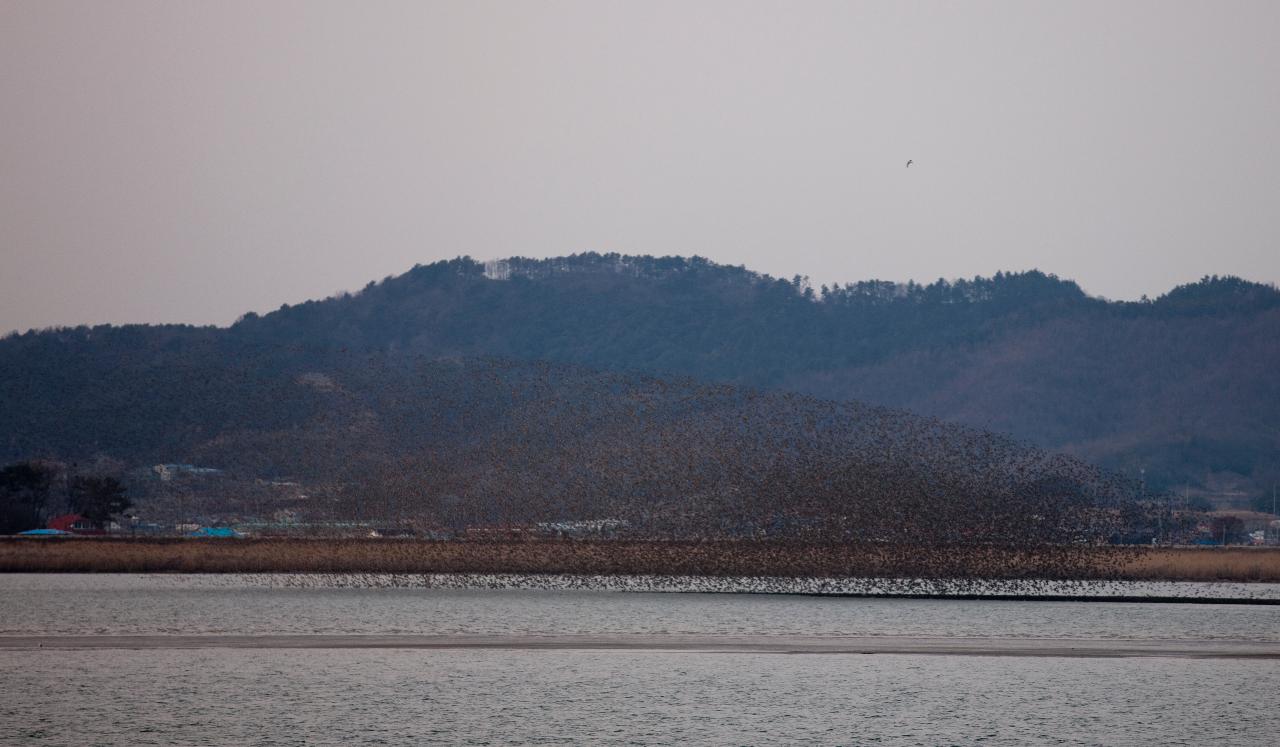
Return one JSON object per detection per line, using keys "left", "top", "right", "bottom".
{"left": 1272, "top": 484, "right": 1278, "bottom": 546}
{"left": 1268, "top": 483, "right": 1278, "bottom": 546}
{"left": 1143, "top": 469, "right": 1158, "bottom": 545}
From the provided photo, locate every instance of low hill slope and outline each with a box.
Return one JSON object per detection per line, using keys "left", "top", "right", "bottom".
{"left": 4, "top": 253, "right": 1275, "bottom": 504}
{"left": 229, "top": 255, "right": 1280, "bottom": 500}
{"left": 0, "top": 345, "right": 1140, "bottom": 543}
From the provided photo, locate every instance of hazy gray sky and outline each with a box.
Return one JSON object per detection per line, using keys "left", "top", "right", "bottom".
{"left": 2, "top": 1, "right": 1278, "bottom": 332}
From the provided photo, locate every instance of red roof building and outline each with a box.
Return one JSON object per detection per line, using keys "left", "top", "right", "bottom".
{"left": 47, "top": 514, "right": 104, "bottom": 535}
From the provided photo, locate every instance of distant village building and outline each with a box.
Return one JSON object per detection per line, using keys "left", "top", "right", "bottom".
{"left": 483, "top": 259, "right": 511, "bottom": 280}
{"left": 152, "top": 464, "right": 223, "bottom": 482}
{"left": 47, "top": 514, "right": 104, "bottom": 535}
{"left": 272, "top": 509, "right": 300, "bottom": 524}
{"left": 535, "top": 519, "right": 629, "bottom": 537}
{"left": 189, "top": 527, "right": 241, "bottom": 538}
{"left": 464, "top": 526, "right": 533, "bottom": 540}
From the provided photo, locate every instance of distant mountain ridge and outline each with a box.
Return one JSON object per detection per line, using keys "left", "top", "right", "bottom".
{"left": 3, "top": 253, "right": 1277, "bottom": 505}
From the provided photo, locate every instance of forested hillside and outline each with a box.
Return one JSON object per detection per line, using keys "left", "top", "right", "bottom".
{"left": 0, "top": 346, "right": 1143, "bottom": 542}
{"left": 3, "top": 253, "right": 1277, "bottom": 505}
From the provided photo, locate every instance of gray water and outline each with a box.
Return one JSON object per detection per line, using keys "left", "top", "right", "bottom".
{"left": 2, "top": 574, "right": 1279, "bottom": 745}
{"left": 2, "top": 574, "right": 1278, "bottom": 640}
{"left": 4, "top": 648, "right": 1278, "bottom": 746}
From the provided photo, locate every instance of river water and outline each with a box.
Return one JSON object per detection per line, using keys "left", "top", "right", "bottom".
{"left": 2, "top": 574, "right": 1278, "bottom": 745}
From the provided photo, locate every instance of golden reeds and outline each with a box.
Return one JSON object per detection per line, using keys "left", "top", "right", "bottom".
{"left": 2, "top": 538, "right": 1277, "bottom": 582}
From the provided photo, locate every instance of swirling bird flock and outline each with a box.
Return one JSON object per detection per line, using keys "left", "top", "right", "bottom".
{"left": 179, "top": 355, "right": 1158, "bottom": 582}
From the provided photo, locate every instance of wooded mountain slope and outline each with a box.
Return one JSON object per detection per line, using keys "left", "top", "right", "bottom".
{"left": 0, "top": 344, "right": 1142, "bottom": 542}
{"left": 3, "top": 253, "right": 1276, "bottom": 503}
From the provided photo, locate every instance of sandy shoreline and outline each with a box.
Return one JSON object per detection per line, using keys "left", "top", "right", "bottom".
{"left": 4, "top": 633, "right": 1278, "bottom": 659}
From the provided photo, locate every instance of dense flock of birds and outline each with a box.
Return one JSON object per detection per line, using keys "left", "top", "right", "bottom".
{"left": 184, "top": 356, "right": 1158, "bottom": 582}
{"left": 240, "top": 571, "right": 1267, "bottom": 601}
{"left": 370, "top": 358, "right": 1139, "bottom": 540}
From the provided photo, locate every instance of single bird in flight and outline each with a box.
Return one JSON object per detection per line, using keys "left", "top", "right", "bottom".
{"left": 906, "top": 159, "right": 913, "bottom": 168}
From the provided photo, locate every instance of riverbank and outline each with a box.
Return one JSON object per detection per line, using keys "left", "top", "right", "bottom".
{"left": 3, "top": 538, "right": 1279, "bottom": 582}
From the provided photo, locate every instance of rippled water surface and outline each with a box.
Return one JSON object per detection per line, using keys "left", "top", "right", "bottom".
{"left": 4, "top": 649, "right": 1278, "bottom": 745}
{"left": 2, "top": 574, "right": 1279, "bottom": 745}
{"left": 2, "top": 574, "right": 1277, "bottom": 640}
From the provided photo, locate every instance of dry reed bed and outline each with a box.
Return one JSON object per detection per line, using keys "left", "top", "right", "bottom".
{"left": 2, "top": 538, "right": 1278, "bottom": 581}
{"left": 1119, "top": 547, "right": 1280, "bottom": 582}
